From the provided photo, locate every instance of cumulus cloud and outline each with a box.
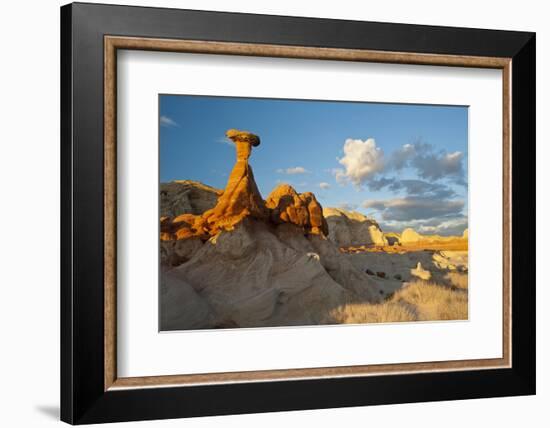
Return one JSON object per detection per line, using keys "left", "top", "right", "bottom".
{"left": 319, "top": 182, "right": 331, "bottom": 190}
{"left": 388, "top": 143, "right": 417, "bottom": 170}
{"left": 390, "top": 179, "right": 456, "bottom": 199}
{"left": 333, "top": 138, "right": 384, "bottom": 187}
{"left": 365, "top": 177, "right": 456, "bottom": 199}
{"left": 380, "top": 216, "right": 468, "bottom": 236}
{"left": 367, "top": 177, "right": 396, "bottom": 191}
{"left": 362, "top": 196, "right": 464, "bottom": 221}
{"left": 417, "top": 217, "right": 468, "bottom": 236}
{"left": 413, "top": 150, "right": 464, "bottom": 182}
{"left": 333, "top": 139, "right": 466, "bottom": 188}
{"left": 387, "top": 142, "right": 465, "bottom": 184}
{"left": 160, "top": 115, "right": 179, "bottom": 127}
{"left": 277, "top": 166, "right": 309, "bottom": 175}
{"left": 330, "top": 137, "right": 467, "bottom": 235}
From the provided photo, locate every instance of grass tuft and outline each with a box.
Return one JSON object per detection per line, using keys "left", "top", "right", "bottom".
{"left": 329, "top": 280, "right": 468, "bottom": 324}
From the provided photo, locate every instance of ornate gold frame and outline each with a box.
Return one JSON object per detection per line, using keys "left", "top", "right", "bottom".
{"left": 104, "top": 36, "right": 512, "bottom": 391}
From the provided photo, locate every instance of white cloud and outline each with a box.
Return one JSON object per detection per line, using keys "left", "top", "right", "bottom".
{"left": 388, "top": 142, "right": 465, "bottom": 184}
{"left": 362, "top": 196, "right": 464, "bottom": 221}
{"left": 333, "top": 138, "right": 384, "bottom": 187}
{"left": 331, "top": 139, "right": 466, "bottom": 189}
{"left": 319, "top": 182, "right": 331, "bottom": 190}
{"left": 160, "top": 115, "right": 179, "bottom": 127}
{"left": 413, "top": 150, "right": 464, "bottom": 181}
{"left": 389, "top": 143, "right": 416, "bottom": 170}
{"left": 380, "top": 216, "right": 468, "bottom": 237}
{"left": 417, "top": 217, "right": 468, "bottom": 236}
{"left": 277, "top": 166, "right": 309, "bottom": 175}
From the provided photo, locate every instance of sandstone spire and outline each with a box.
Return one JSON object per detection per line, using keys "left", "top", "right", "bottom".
{"left": 202, "top": 129, "right": 268, "bottom": 233}
{"left": 161, "top": 129, "right": 330, "bottom": 241}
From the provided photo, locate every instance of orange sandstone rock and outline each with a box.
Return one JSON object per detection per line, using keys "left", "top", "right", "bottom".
{"left": 160, "top": 129, "right": 329, "bottom": 245}
{"left": 266, "top": 184, "right": 328, "bottom": 236}
{"left": 202, "top": 129, "right": 268, "bottom": 232}
{"left": 172, "top": 213, "right": 197, "bottom": 227}
{"left": 160, "top": 216, "right": 172, "bottom": 233}
{"left": 160, "top": 232, "right": 173, "bottom": 242}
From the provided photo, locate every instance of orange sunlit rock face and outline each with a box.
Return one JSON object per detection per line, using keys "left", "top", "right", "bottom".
{"left": 202, "top": 129, "right": 268, "bottom": 234}
{"left": 161, "top": 129, "right": 330, "bottom": 242}
{"left": 266, "top": 184, "right": 328, "bottom": 235}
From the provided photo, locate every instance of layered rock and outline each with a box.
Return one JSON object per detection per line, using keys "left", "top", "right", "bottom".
{"left": 158, "top": 129, "right": 383, "bottom": 330}
{"left": 323, "top": 207, "right": 387, "bottom": 247}
{"left": 400, "top": 228, "right": 423, "bottom": 244}
{"left": 266, "top": 184, "right": 328, "bottom": 235}
{"left": 201, "top": 129, "right": 269, "bottom": 233}
{"left": 161, "top": 129, "right": 268, "bottom": 241}
{"left": 384, "top": 232, "right": 401, "bottom": 246}
{"left": 160, "top": 180, "right": 221, "bottom": 217}
{"left": 399, "top": 228, "right": 468, "bottom": 247}
{"left": 161, "top": 129, "right": 330, "bottom": 242}
{"left": 161, "top": 219, "right": 383, "bottom": 330}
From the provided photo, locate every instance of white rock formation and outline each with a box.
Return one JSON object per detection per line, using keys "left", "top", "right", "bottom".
{"left": 410, "top": 262, "right": 432, "bottom": 281}
{"left": 160, "top": 219, "right": 383, "bottom": 330}
{"left": 323, "top": 207, "right": 388, "bottom": 247}
{"left": 400, "top": 228, "right": 423, "bottom": 244}
{"left": 160, "top": 180, "right": 222, "bottom": 217}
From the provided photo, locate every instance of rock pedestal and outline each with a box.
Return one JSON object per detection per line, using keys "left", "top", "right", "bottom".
{"left": 202, "top": 129, "right": 268, "bottom": 233}
{"left": 161, "top": 128, "right": 329, "bottom": 243}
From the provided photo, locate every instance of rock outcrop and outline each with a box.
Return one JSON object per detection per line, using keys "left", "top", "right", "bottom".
{"left": 160, "top": 180, "right": 221, "bottom": 217}
{"left": 161, "top": 129, "right": 268, "bottom": 240}
{"left": 201, "top": 129, "right": 269, "bottom": 233}
{"left": 266, "top": 184, "right": 328, "bottom": 235}
{"left": 398, "top": 228, "right": 468, "bottom": 248}
{"left": 159, "top": 128, "right": 383, "bottom": 330}
{"left": 384, "top": 232, "right": 401, "bottom": 246}
{"left": 162, "top": 219, "right": 382, "bottom": 330}
{"left": 400, "top": 228, "right": 423, "bottom": 244}
{"left": 323, "top": 208, "right": 387, "bottom": 247}
{"left": 161, "top": 129, "right": 331, "bottom": 241}
{"left": 345, "top": 247, "right": 467, "bottom": 287}
{"left": 410, "top": 261, "right": 431, "bottom": 281}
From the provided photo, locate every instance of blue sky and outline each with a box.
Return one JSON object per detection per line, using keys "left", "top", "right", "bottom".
{"left": 160, "top": 95, "right": 468, "bottom": 236}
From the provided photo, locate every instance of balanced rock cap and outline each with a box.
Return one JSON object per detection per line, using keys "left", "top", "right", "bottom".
{"left": 226, "top": 128, "right": 260, "bottom": 147}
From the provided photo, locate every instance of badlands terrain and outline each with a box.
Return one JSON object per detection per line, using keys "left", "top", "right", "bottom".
{"left": 159, "top": 129, "right": 468, "bottom": 331}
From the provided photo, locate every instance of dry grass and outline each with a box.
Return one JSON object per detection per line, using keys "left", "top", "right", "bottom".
{"left": 397, "top": 280, "right": 468, "bottom": 321}
{"left": 329, "top": 280, "right": 468, "bottom": 324}
{"left": 444, "top": 272, "right": 468, "bottom": 290}
{"left": 329, "top": 301, "right": 417, "bottom": 324}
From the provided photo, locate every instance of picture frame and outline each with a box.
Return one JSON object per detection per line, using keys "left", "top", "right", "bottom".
{"left": 60, "top": 2, "right": 535, "bottom": 424}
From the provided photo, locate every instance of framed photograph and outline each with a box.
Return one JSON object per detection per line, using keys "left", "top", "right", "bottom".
{"left": 61, "top": 2, "right": 535, "bottom": 424}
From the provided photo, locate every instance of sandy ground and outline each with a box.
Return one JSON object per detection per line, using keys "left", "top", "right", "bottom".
{"left": 344, "top": 248, "right": 468, "bottom": 295}
{"left": 324, "top": 248, "right": 469, "bottom": 323}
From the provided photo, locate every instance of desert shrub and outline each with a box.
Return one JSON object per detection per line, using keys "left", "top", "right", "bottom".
{"left": 395, "top": 281, "right": 468, "bottom": 321}
{"left": 330, "top": 301, "right": 417, "bottom": 324}
{"left": 328, "top": 280, "right": 467, "bottom": 324}
{"left": 444, "top": 271, "right": 468, "bottom": 289}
